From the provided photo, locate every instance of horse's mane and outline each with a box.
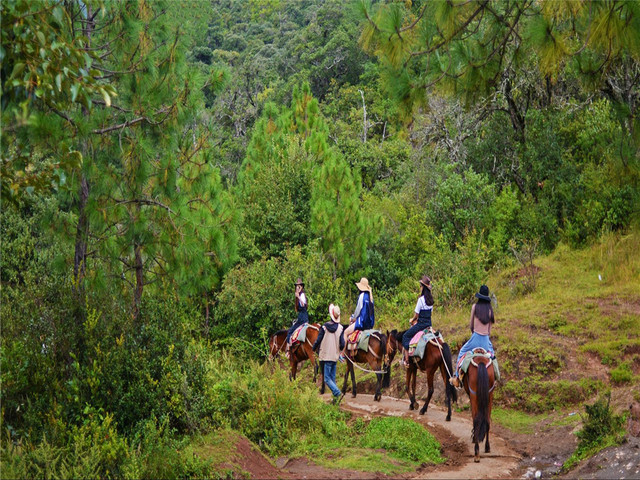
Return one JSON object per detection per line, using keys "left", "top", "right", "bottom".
{"left": 271, "top": 329, "right": 288, "bottom": 336}
{"left": 394, "top": 330, "right": 406, "bottom": 342}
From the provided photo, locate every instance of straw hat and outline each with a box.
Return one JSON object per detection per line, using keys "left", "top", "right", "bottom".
{"left": 294, "top": 278, "right": 305, "bottom": 287}
{"left": 355, "top": 277, "right": 372, "bottom": 293}
{"left": 419, "top": 275, "right": 432, "bottom": 289}
{"left": 329, "top": 303, "right": 341, "bottom": 323}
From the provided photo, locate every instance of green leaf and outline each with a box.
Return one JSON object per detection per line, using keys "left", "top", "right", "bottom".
{"left": 99, "top": 87, "right": 111, "bottom": 107}
{"left": 55, "top": 73, "right": 62, "bottom": 92}
{"left": 9, "top": 62, "right": 25, "bottom": 80}
{"left": 36, "top": 30, "right": 46, "bottom": 46}
{"left": 70, "top": 83, "right": 79, "bottom": 102}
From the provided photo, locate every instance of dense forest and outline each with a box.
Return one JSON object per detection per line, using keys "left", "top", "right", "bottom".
{"left": 2, "top": 0, "right": 639, "bottom": 477}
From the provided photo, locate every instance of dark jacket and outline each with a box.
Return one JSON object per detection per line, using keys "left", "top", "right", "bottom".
{"left": 312, "top": 321, "right": 345, "bottom": 353}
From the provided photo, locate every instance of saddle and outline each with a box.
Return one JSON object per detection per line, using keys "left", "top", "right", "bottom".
{"left": 457, "top": 348, "right": 501, "bottom": 381}
{"left": 289, "top": 324, "right": 309, "bottom": 346}
{"left": 346, "top": 329, "right": 380, "bottom": 354}
{"left": 408, "top": 328, "right": 441, "bottom": 359}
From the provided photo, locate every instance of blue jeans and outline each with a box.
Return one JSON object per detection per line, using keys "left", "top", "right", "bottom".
{"left": 323, "top": 361, "right": 341, "bottom": 397}
{"left": 455, "top": 332, "right": 494, "bottom": 376}
{"left": 402, "top": 320, "right": 431, "bottom": 350}
{"left": 286, "top": 314, "right": 308, "bottom": 343}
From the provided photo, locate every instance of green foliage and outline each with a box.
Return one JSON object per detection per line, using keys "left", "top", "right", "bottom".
{"left": 213, "top": 243, "right": 346, "bottom": 347}
{"left": 563, "top": 394, "right": 626, "bottom": 471}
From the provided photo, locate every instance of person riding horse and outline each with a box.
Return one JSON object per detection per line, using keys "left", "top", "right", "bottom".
{"left": 450, "top": 284, "right": 495, "bottom": 388}
{"left": 401, "top": 275, "right": 434, "bottom": 367}
{"left": 286, "top": 278, "right": 308, "bottom": 357}
{"left": 340, "top": 277, "right": 374, "bottom": 359}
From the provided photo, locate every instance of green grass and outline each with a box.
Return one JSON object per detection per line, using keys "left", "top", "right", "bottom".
{"left": 492, "top": 407, "right": 547, "bottom": 434}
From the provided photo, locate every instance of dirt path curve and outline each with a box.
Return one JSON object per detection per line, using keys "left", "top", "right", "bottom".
{"left": 339, "top": 394, "right": 522, "bottom": 479}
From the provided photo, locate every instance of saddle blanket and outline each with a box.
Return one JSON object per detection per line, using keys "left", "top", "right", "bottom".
{"left": 458, "top": 349, "right": 501, "bottom": 381}
{"left": 409, "top": 330, "right": 442, "bottom": 360}
{"left": 290, "top": 323, "right": 310, "bottom": 345}
{"left": 347, "top": 329, "right": 381, "bottom": 352}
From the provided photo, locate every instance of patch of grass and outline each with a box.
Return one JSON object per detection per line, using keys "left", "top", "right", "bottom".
{"left": 361, "top": 417, "right": 444, "bottom": 465}
{"left": 550, "top": 412, "right": 581, "bottom": 427}
{"left": 610, "top": 361, "right": 633, "bottom": 384}
{"left": 313, "top": 448, "right": 416, "bottom": 475}
{"left": 492, "top": 407, "right": 546, "bottom": 434}
{"left": 498, "top": 377, "right": 604, "bottom": 413}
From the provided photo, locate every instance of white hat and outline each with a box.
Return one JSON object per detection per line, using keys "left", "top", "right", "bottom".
{"left": 329, "top": 303, "right": 341, "bottom": 323}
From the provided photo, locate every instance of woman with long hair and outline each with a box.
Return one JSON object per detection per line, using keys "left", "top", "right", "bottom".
{"left": 401, "top": 275, "right": 434, "bottom": 367}
{"left": 450, "top": 284, "right": 495, "bottom": 387}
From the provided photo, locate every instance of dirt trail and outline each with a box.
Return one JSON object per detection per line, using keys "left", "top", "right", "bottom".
{"left": 282, "top": 392, "right": 521, "bottom": 479}
{"left": 341, "top": 394, "right": 521, "bottom": 479}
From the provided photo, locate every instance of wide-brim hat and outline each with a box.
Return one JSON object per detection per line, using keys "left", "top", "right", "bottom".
{"left": 355, "top": 277, "right": 371, "bottom": 293}
{"left": 294, "top": 277, "right": 305, "bottom": 287}
{"left": 475, "top": 284, "right": 491, "bottom": 302}
{"left": 329, "top": 303, "right": 341, "bottom": 323}
{"left": 419, "top": 275, "right": 431, "bottom": 289}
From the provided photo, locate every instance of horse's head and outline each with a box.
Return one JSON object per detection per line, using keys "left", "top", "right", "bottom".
{"left": 268, "top": 330, "right": 286, "bottom": 361}
{"left": 386, "top": 329, "right": 400, "bottom": 363}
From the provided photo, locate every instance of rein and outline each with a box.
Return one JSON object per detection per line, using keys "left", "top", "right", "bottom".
{"left": 343, "top": 353, "right": 387, "bottom": 374}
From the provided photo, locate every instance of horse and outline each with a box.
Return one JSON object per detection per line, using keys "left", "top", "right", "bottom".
{"left": 462, "top": 349, "right": 495, "bottom": 462}
{"left": 340, "top": 330, "right": 390, "bottom": 401}
{"left": 386, "top": 329, "right": 457, "bottom": 419}
{"left": 268, "top": 324, "right": 321, "bottom": 381}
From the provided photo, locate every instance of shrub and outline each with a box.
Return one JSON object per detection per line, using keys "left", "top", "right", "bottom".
{"left": 563, "top": 394, "right": 626, "bottom": 470}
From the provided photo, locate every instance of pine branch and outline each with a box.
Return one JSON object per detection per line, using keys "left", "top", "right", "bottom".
{"left": 91, "top": 106, "right": 172, "bottom": 134}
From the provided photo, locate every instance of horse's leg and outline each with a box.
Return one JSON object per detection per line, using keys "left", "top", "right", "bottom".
{"left": 341, "top": 360, "right": 349, "bottom": 394}
{"left": 409, "top": 366, "right": 419, "bottom": 410}
{"left": 420, "top": 367, "right": 435, "bottom": 415}
{"left": 350, "top": 356, "right": 357, "bottom": 397}
{"left": 439, "top": 361, "right": 452, "bottom": 421}
{"left": 405, "top": 365, "right": 414, "bottom": 410}
{"left": 372, "top": 355, "right": 382, "bottom": 401}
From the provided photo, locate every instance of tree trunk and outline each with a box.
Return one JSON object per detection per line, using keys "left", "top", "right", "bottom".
{"left": 133, "top": 242, "right": 144, "bottom": 319}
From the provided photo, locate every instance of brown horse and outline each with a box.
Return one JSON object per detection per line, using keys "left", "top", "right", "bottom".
{"left": 268, "top": 324, "right": 320, "bottom": 381}
{"left": 462, "top": 349, "right": 495, "bottom": 462}
{"left": 340, "top": 330, "right": 390, "bottom": 401}
{"left": 387, "top": 329, "right": 457, "bottom": 419}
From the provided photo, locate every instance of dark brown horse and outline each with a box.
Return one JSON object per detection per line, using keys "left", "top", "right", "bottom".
{"left": 387, "top": 329, "right": 457, "bottom": 419}
{"left": 341, "top": 330, "right": 390, "bottom": 401}
{"left": 462, "top": 349, "right": 495, "bottom": 462}
{"left": 268, "top": 324, "right": 320, "bottom": 381}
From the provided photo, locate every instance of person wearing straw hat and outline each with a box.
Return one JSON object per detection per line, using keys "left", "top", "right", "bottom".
{"left": 312, "top": 304, "right": 345, "bottom": 404}
{"left": 340, "top": 277, "right": 374, "bottom": 359}
{"left": 285, "top": 278, "right": 309, "bottom": 356}
{"left": 450, "top": 284, "right": 495, "bottom": 388}
{"left": 401, "top": 275, "right": 434, "bottom": 367}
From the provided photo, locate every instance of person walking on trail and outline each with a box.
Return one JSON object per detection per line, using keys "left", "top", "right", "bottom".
{"left": 340, "top": 277, "right": 374, "bottom": 359}
{"left": 286, "top": 278, "right": 309, "bottom": 357}
{"left": 450, "top": 284, "right": 495, "bottom": 388}
{"left": 312, "top": 304, "right": 345, "bottom": 404}
{"left": 401, "top": 275, "right": 434, "bottom": 367}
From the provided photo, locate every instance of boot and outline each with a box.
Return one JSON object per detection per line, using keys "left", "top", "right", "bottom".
{"left": 449, "top": 375, "right": 460, "bottom": 388}
{"left": 402, "top": 350, "right": 410, "bottom": 368}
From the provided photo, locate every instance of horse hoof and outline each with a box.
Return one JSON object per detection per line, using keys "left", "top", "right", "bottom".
{"left": 409, "top": 404, "right": 415, "bottom": 411}
{"left": 351, "top": 393, "right": 357, "bottom": 398}
{"left": 474, "top": 457, "right": 480, "bottom": 463}
{"left": 446, "top": 415, "right": 451, "bottom": 421}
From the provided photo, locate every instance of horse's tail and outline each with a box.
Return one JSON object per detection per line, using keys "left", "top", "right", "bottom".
{"left": 380, "top": 334, "right": 391, "bottom": 388}
{"left": 474, "top": 362, "right": 490, "bottom": 443}
{"left": 442, "top": 342, "right": 457, "bottom": 403}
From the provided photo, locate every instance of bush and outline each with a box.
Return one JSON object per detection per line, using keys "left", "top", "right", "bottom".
{"left": 564, "top": 394, "right": 626, "bottom": 470}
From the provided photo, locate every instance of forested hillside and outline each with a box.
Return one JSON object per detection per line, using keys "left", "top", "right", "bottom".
{"left": 2, "top": 0, "right": 639, "bottom": 477}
